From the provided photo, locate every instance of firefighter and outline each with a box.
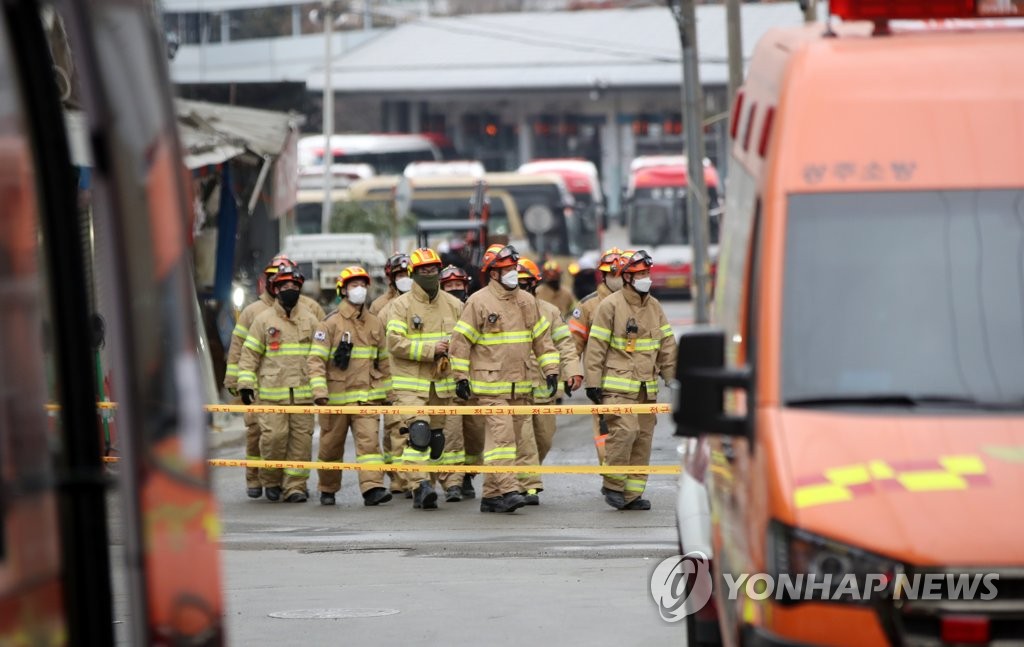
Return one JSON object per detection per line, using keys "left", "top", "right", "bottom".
{"left": 534, "top": 260, "right": 576, "bottom": 319}
{"left": 237, "top": 265, "right": 320, "bottom": 503}
{"left": 386, "top": 248, "right": 463, "bottom": 509}
{"left": 567, "top": 247, "right": 622, "bottom": 463}
{"left": 369, "top": 252, "right": 411, "bottom": 496}
{"left": 584, "top": 250, "right": 677, "bottom": 511}
{"left": 516, "top": 258, "right": 582, "bottom": 504}
{"left": 307, "top": 266, "right": 392, "bottom": 507}
{"left": 449, "top": 244, "right": 560, "bottom": 513}
{"left": 439, "top": 264, "right": 476, "bottom": 499}
{"left": 224, "top": 255, "right": 322, "bottom": 499}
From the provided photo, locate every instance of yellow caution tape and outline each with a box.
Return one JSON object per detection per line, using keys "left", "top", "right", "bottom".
{"left": 52, "top": 402, "right": 671, "bottom": 416}
{"left": 100, "top": 456, "right": 681, "bottom": 475}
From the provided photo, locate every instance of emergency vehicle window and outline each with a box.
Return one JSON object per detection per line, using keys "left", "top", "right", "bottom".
{"left": 782, "top": 190, "right": 1024, "bottom": 407}
{"left": 0, "top": 8, "right": 63, "bottom": 560}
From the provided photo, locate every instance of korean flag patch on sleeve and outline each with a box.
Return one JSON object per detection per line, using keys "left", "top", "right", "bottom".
{"left": 314, "top": 330, "right": 327, "bottom": 342}
{"left": 571, "top": 308, "right": 582, "bottom": 320}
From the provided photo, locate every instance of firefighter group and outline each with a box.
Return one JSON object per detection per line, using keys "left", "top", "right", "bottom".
{"left": 224, "top": 244, "right": 676, "bottom": 513}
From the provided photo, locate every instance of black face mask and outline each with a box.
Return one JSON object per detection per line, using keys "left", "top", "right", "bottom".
{"left": 447, "top": 289, "right": 467, "bottom": 303}
{"left": 278, "top": 289, "right": 300, "bottom": 310}
{"left": 413, "top": 273, "right": 440, "bottom": 298}
{"left": 546, "top": 279, "right": 560, "bottom": 289}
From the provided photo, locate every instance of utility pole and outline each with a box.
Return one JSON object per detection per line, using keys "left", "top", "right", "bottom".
{"left": 321, "top": 0, "right": 336, "bottom": 234}
{"left": 725, "top": 0, "right": 743, "bottom": 112}
{"left": 668, "top": 0, "right": 711, "bottom": 324}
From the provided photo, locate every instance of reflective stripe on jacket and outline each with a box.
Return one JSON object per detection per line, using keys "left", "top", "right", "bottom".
{"left": 567, "top": 282, "right": 613, "bottom": 356}
{"left": 224, "top": 292, "right": 273, "bottom": 389}
{"left": 532, "top": 298, "right": 581, "bottom": 402}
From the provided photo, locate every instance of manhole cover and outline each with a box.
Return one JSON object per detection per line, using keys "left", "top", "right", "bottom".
{"left": 269, "top": 608, "right": 400, "bottom": 620}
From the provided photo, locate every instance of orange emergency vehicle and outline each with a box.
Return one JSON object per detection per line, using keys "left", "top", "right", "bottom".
{"left": 674, "top": 2, "right": 1024, "bottom": 646}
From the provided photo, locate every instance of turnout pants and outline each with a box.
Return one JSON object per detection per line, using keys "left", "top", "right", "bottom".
{"left": 258, "top": 401, "right": 314, "bottom": 498}
{"left": 479, "top": 396, "right": 529, "bottom": 499}
{"left": 463, "top": 399, "right": 485, "bottom": 468}
{"left": 393, "top": 385, "right": 450, "bottom": 486}
{"left": 601, "top": 390, "right": 656, "bottom": 503}
{"left": 531, "top": 397, "right": 558, "bottom": 464}
{"left": 244, "top": 410, "right": 262, "bottom": 488}
{"left": 437, "top": 412, "right": 465, "bottom": 490}
{"left": 318, "top": 410, "right": 385, "bottom": 495}
{"left": 383, "top": 409, "right": 406, "bottom": 493}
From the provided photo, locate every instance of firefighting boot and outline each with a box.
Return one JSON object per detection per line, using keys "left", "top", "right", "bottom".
{"left": 413, "top": 480, "right": 438, "bottom": 510}
{"left": 480, "top": 491, "right": 526, "bottom": 513}
{"left": 445, "top": 486, "right": 462, "bottom": 502}
{"left": 461, "top": 474, "right": 476, "bottom": 499}
{"left": 320, "top": 492, "right": 336, "bottom": 506}
{"left": 247, "top": 486, "right": 263, "bottom": 499}
{"left": 523, "top": 489, "right": 540, "bottom": 506}
{"left": 623, "top": 498, "right": 651, "bottom": 511}
{"left": 601, "top": 487, "right": 625, "bottom": 510}
{"left": 285, "top": 491, "right": 308, "bottom": 503}
{"left": 363, "top": 487, "right": 393, "bottom": 506}
{"left": 265, "top": 486, "right": 282, "bottom": 502}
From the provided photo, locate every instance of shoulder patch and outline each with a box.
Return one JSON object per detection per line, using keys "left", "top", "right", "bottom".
{"left": 314, "top": 330, "right": 327, "bottom": 342}
{"left": 571, "top": 307, "right": 582, "bottom": 319}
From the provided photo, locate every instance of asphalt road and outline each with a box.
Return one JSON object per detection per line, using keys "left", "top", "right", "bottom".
{"left": 176, "top": 297, "right": 696, "bottom": 646}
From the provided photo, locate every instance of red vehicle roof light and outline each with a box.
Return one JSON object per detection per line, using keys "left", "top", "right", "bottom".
{"left": 831, "top": 0, "right": 1021, "bottom": 20}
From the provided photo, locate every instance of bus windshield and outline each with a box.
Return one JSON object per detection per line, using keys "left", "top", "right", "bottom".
{"left": 782, "top": 190, "right": 1024, "bottom": 407}
{"left": 627, "top": 188, "right": 720, "bottom": 247}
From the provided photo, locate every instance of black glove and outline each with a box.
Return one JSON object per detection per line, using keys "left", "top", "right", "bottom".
{"left": 586, "top": 387, "right": 603, "bottom": 405}
{"left": 240, "top": 389, "right": 255, "bottom": 405}
{"left": 546, "top": 374, "right": 558, "bottom": 398}
{"left": 455, "top": 379, "right": 472, "bottom": 401}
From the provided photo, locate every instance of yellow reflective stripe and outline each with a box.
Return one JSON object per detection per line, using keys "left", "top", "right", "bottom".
{"left": 387, "top": 319, "right": 409, "bottom": 335}
{"left": 469, "top": 379, "right": 531, "bottom": 395}
{"left": 454, "top": 320, "right": 480, "bottom": 343}
{"left": 392, "top": 376, "right": 433, "bottom": 392}
{"left": 225, "top": 364, "right": 239, "bottom": 377}
{"left": 243, "top": 336, "right": 265, "bottom": 353}
{"left": 590, "top": 325, "right": 611, "bottom": 342}
{"left": 356, "top": 454, "right": 385, "bottom": 464}
{"left": 350, "top": 346, "right": 378, "bottom": 359}
{"left": 660, "top": 324, "right": 674, "bottom": 338}
{"left": 483, "top": 447, "right": 517, "bottom": 462}
{"left": 266, "top": 350, "right": 312, "bottom": 357}
{"left": 899, "top": 471, "right": 969, "bottom": 491}
{"left": 552, "top": 323, "right": 570, "bottom": 342}
{"left": 245, "top": 454, "right": 261, "bottom": 460}
{"left": 441, "top": 451, "right": 465, "bottom": 465}
{"left": 605, "top": 474, "right": 626, "bottom": 482}
{"left": 410, "top": 340, "right": 425, "bottom": 361}
{"left": 258, "top": 386, "right": 313, "bottom": 399}
{"left": 309, "top": 344, "right": 331, "bottom": 359}
{"left": 434, "top": 379, "right": 455, "bottom": 396}
{"left": 532, "top": 316, "right": 550, "bottom": 340}
{"left": 940, "top": 455, "right": 986, "bottom": 475}
{"left": 610, "top": 337, "right": 661, "bottom": 352}
{"left": 326, "top": 390, "right": 372, "bottom": 404}
{"left": 309, "top": 377, "right": 328, "bottom": 390}
{"left": 406, "top": 332, "right": 448, "bottom": 342}
{"left": 795, "top": 484, "right": 853, "bottom": 509}
{"left": 450, "top": 357, "right": 470, "bottom": 371}
{"left": 537, "top": 352, "right": 559, "bottom": 368}
{"left": 283, "top": 467, "right": 309, "bottom": 477}
{"left": 625, "top": 478, "right": 647, "bottom": 492}
{"left": 232, "top": 323, "right": 248, "bottom": 339}
{"left": 401, "top": 447, "right": 431, "bottom": 464}
{"left": 238, "top": 370, "right": 257, "bottom": 384}
{"left": 479, "top": 331, "right": 532, "bottom": 346}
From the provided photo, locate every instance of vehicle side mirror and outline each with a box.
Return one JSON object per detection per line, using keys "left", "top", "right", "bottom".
{"left": 672, "top": 327, "right": 751, "bottom": 438}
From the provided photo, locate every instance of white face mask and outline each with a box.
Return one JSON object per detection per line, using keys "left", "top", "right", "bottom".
{"left": 605, "top": 275, "right": 623, "bottom": 292}
{"left": 500, "top": 269, "right": 519, "bottom": 289}
{"left": 632, "top": 277, "right": 653, "bottom": 294}
{"left": 395, "top": 276, "right": 413, "bottom": 293}
{"left": 347, "top": 285, "right": 367, "bottom": 305}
